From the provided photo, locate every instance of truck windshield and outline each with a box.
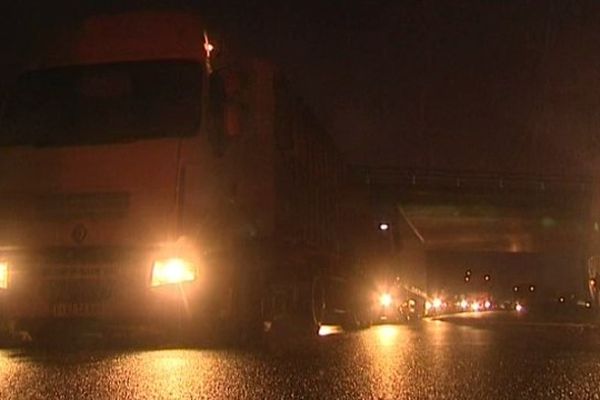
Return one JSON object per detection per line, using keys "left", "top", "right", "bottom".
{"left": 0, "top": 60, "right": 203, "bottom": 147}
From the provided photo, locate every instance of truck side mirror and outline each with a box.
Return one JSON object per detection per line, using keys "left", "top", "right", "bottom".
{"left": 208, "top": 69, "right": 245, "bottom": 156}
{"left": 208, "top": 72, "right": 227, "bottom": 156}
{"left": 221, "top": 70, "right": 244, "bottom": 139}
{"left": 274, "top": 75, "right": 295, "bottom": 151}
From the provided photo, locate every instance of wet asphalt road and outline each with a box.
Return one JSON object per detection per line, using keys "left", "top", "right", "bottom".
{"left": 2, "top": 316, "right": 600, "bottom": 399}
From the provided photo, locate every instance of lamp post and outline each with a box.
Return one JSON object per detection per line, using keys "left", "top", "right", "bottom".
{"left": 379, "top": 221, "right": 396, "bottom": 255}
{"left": 378, "top": 221, "right": 399, "bottom": 290}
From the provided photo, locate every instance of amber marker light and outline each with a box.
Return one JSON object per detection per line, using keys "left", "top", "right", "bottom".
{"left": 150, "top": 258, "right": 196, "bottom": 287}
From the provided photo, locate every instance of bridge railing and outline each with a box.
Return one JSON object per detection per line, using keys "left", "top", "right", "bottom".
{"left": 353, "top": 166, "right": 593, "bottom": 194}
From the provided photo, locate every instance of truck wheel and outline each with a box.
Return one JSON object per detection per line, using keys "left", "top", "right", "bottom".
{"left": 311, "top": 276, "right": 325, "bottom": 329}
{"left": 341, "top": 310, "right": 362, "bottom": 331}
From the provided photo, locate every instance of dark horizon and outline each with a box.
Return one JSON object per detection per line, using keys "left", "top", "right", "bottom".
{"left": 2, "top": 1, "right": 600, "bottom": 175}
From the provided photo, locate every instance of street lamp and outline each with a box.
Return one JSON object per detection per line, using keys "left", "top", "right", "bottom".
{"left": 377, "top": 221, "right": 396, "bottom": 255}
{"left": 464, "top": 269, "right": 472, "bottom": 283}
{"left": 379, "top": 293, "right": 393, "bottom": 307}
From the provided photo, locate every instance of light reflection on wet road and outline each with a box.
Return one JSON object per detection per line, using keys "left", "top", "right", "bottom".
{"left": 2, "top": 320, "right": 600, "bottom": 399}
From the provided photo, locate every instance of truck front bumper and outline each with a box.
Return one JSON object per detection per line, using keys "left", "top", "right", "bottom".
{"left": 0, "top": 246, "right": 229, "bottom": 343}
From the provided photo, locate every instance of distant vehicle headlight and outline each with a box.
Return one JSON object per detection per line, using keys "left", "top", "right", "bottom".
{"left": 150, "top": 258, "right": 196, "bottom": 287}
{"left": 379, "top": 293, "right": 393, "bottom": 307}
{"left": 0, "top": 262, "right": 7, "bottom": 289}
{"left": 515, "top": 303, "right": 524, "bottom": 313}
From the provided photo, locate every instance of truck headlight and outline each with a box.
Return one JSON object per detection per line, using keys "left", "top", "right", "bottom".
{"left": 0, "top": 261, "right": 8, "bottom": 289}
{"left": 150, "top": 258, "right": 196, "bottom": 287}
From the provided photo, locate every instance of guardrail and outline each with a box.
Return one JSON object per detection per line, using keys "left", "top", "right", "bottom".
{"left": 353, "top": 165, "right": 593, "bottom": 194}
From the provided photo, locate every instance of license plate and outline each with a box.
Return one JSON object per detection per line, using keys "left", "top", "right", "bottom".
{"left": 51, "top": 303, "right": 103, "bottom": 317}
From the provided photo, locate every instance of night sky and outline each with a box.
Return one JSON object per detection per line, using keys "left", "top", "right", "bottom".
{"left": 3, "top": 1, "right": 600, "bottom": 175}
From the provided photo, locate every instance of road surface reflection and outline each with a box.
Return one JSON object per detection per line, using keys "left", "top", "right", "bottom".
{"left": 1, "top": 320, "right": 600, "bottom": 399}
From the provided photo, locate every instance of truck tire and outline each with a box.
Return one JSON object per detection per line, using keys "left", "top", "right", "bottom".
{"left": 311, "top": 276, "right": 325, "bottom": 329}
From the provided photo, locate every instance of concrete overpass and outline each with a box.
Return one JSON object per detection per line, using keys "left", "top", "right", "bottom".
{"left": 356, "top": 166, "right": 593, "bottom": 254}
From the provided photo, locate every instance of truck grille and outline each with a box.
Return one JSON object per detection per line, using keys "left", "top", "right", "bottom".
{"left": 34, "top": 248, "right": 129, "bottom": 304}
{"left": 45, "top": 279, "right": 114, "bottom": 303}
